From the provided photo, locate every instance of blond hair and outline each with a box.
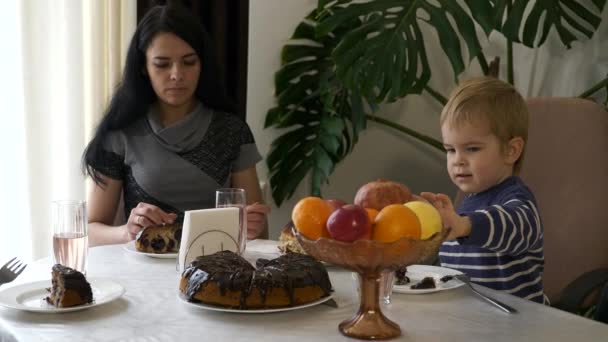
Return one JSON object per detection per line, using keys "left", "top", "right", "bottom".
{"left": 440, "top": 77, "right": 529, "bottom": 173}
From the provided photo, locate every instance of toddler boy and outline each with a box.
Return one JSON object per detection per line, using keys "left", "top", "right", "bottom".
{"left": 422, "top": 77, "right": 545, "bottom": 303}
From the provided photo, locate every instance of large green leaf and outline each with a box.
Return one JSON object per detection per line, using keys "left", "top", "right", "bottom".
{"left": 265, "top": 7, "right": 366, "bottom": 206}
{"left": 265, "top": 0, "right": 606, "bottom": 206}
{"left": 496, "top": 0, "right": 606, "bottom": 48}
{"left": 316, "top": 0, "right": 485, "bottom": 103}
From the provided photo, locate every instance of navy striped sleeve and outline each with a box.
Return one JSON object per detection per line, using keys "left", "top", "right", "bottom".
{"left": 462, "top": 199, "right": 542, "bottom": 256}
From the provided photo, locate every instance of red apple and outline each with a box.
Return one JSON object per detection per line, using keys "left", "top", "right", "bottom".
{"left": 326, "top": 199, "right": 347, "bottom": 212}
{"left": 326, "top": 204, "right": 372, "bottom": 242}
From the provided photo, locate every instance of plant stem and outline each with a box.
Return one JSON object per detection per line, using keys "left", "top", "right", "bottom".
{"left": 507, "top": 42, "right": 514, "bottom": 84}
{"left": 506, "top": 0, "right": 514, "bottom": 85}
{"left": 423, "top": 86, "right": 447, "bottom": 106}
{"left": 477, "top": 53, "right": 489, "bottom": 75}
{"left": 578, "top": 75, "right": 608, "bottom": 98}
{"left": 365, "top": 114, "right": 444, "bottom": 152}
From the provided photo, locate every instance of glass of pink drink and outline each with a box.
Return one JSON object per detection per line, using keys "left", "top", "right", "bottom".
{"left": 52, "top": 200, "right": 88, "bottom": 274}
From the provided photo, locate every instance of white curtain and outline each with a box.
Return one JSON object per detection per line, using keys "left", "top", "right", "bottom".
{"left": 0, "top": 0, "right": 135, "bottom": 263}
{"left": 467, "top": 16, "right": 608, "bottom": 99}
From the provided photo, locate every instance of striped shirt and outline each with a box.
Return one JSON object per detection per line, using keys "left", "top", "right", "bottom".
{"left": 439, "top": 176, "right": 545, "bottom": 303}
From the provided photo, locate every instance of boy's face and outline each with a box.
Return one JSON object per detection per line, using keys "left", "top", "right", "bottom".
{"left": 441, "top": 120, "right": 515, "bottom": 194}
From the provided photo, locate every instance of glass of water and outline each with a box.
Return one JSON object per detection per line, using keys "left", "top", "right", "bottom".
{"left": 215, "top": 188, "right": 247, "bottom": 255}
{"left": 352, "top": 270, "right": 395, "bottom": 305}
{"left": 380, "top": 270, "right": 395, "bottom": 304}
{"left": 52, "top": 200, "right": 88, "bottom": 274}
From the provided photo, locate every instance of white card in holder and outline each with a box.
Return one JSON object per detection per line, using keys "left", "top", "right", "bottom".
{"left": 178, "top": 207, "right": 240, "bottom": 272}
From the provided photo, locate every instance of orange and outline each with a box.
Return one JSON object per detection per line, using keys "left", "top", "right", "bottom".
{"left": 362, "top": 208, "right": 379, "bottom": 239}
{"left": 291, "top": 197, "right": 332, "bottom": 240}
{"left": 364, "top": 208, "right": 379, "bottom": 223}
{"left": 372, "top": 204, "right": 421, "bottom": 242}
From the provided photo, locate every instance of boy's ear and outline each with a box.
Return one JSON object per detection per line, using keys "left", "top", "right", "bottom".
{"left": 505, "top": 137, "right": 524, "bottom": 164}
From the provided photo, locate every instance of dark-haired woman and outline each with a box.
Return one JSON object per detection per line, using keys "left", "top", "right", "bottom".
{"left": 82, "top": 5, "right": 269, "bottom": 246}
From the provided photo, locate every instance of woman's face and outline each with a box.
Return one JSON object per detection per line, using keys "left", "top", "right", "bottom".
{"left": 145, "top": 32, "right": 201, "bottom": 110}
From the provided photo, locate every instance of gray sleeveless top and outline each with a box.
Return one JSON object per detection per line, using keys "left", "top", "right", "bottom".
{"left": 91, "top": 103, "right": 262, "bottom": 222}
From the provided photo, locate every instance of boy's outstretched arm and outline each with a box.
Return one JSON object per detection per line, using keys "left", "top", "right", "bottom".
{"left": 465, "top": 199, "right": 542, "bottom": 255}
{"left": 421, "top": 192, "right": 542, "bottom": 255}
{"left": 420, "top": 192, "right": 471, "bottom": 240}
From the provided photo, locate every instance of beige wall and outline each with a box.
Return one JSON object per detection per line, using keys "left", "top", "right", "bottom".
{"left": 247, "top": 1, "right": 607, "bottom": 238}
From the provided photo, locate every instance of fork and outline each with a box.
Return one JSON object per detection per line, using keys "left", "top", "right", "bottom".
{"left": 0, "top": 257, "right": 27, "bottom": 285}
{"left": 454, "top": 274, "right": 517, "bottom": 314}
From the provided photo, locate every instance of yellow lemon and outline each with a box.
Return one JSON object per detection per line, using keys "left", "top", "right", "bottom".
{"left": 403, "top": 201, "right": 442, "bottom": 239}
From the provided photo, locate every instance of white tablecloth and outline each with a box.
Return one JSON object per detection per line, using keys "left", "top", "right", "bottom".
{"left": 0, "top": 240, "right": 607, "bottom": 341}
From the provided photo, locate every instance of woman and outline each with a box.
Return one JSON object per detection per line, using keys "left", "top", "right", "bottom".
{"left": 82, "top": 4, "right": 270, "bottom": 246}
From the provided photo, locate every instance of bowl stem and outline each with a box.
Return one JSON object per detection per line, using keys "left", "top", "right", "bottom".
{"left": 339, "top": 272, "right": 401, "bottom": 340}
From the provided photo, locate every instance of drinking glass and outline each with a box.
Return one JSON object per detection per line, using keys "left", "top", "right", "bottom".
{"left": 215, "top": 188, "right": 247, "bottom": 254}
{"left": 51, "top": 200, "right": 88, "bottom": 274}
{"left": 380, "top": 270, "right": 395, "bottom": 304}
{"left": 353, "top": 270, "right": 395, "bottom": 305}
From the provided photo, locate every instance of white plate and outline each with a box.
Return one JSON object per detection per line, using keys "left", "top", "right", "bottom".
{"left": 0, "top": 278, "right": 125, "bottom": 313}
{"left": 393, "top": 265, "right": 465, "bottom": 294}
{"left": 178, "top": 293, "right": 334, "bottom": 313}
{"left": 122, "top": 240, "right": 178, "bottom": 259}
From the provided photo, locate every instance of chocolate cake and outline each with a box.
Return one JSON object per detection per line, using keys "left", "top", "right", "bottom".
{"left": 45, "top": 264, "right": 93, "bottom": 308}
{"left": 411, "top": 277, "right": 436, "bottom": 290}
{"left": 395, "top": 266, "right": 410, "bottom": 285}
{"left": 135, "top": 223, "right": 182, "bottom": 253}
{"left": 179, "top": 250, "right": 332, "bottom": 309}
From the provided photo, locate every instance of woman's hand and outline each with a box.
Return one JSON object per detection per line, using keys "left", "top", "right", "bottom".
{"left": 125, "top": 202, "right": 177, "bottom": 240}
{"left": 419, "top": 192, "right": 471, "bottom": 240}
{"left": 246, "top": 202, "right": 271, "bottom": 240}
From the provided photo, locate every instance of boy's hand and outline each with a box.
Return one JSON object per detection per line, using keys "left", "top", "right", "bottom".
{"left": 419, "top": 192, "right": 471, "bottom": 240}
{"left": 409, "top": 194, "right": 429, "bottom": 203}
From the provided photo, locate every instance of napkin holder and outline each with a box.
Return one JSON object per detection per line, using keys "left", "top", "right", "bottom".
{"left": 178, "top": 207, "right": 240, "bottom": 272}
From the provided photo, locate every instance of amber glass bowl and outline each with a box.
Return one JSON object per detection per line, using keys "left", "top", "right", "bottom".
{"left": 294, "top": 228, "right": 447, "bottom": 340}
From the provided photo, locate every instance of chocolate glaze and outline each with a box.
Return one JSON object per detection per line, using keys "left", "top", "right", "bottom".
{"left": 46, "top": 264, "right": 93, "bottom": 305}
{"left": 182, "top": 251, "right": 332, "bottom": 309}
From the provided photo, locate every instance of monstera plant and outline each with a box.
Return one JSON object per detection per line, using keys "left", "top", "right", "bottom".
{"left": 265, "top": 0, "right": 606, "bottom": 206}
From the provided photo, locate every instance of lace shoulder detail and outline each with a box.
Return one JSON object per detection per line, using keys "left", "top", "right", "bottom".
{"left": 178, "top": 113, "right": 253, "bottom": 185}
{"left": 92, "top": 150, "right": 125, "bottom": 180}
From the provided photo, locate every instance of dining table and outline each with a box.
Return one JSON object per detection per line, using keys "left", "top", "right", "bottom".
{"left": 0, "top": 239, "right": 606, "bottom": 342}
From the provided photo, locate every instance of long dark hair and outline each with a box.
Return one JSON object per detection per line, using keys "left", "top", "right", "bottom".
{"left": 82, "top": 4, "right": 233, "bottom": 185}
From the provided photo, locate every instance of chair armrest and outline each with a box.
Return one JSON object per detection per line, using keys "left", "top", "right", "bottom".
{"left": 553, "top": 268, "right": 608, "bottom": 313}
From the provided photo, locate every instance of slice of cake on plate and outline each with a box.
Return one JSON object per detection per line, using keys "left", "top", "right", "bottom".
{"left": 45, "top": 264, "right": 93, "bottom": 308}
{"left": 278, "top": 223, "right": 307, "bottom": 255}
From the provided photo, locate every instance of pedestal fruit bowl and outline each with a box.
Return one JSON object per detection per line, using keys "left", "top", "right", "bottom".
{"left": 294, "top": 228, "right": 447, "bottom": 340}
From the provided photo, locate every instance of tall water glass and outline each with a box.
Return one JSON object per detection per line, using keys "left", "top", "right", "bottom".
{"left": 215, "top": 188, "right": 247, "bottom": 254}
{"left": 52, "top": 200, "right": 88, "bottom": 274}
{"left": 353, "top": 270, "right": 395, "bottom": 305}
{"left": 380, "top": 270, "right": 395, "bottom": 304}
